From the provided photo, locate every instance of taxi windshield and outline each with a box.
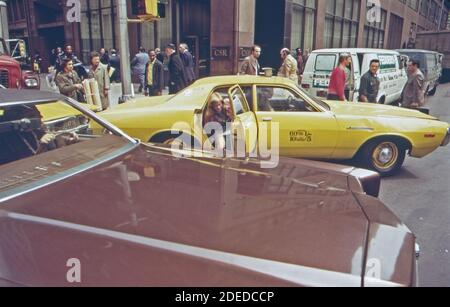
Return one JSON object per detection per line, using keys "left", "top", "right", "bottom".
{"left": 296, "top": 85, "right": 331, "bottom": 111}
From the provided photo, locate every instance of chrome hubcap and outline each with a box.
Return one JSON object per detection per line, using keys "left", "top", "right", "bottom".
{"left": 378, "top": 146, "right": 394, "bottom": 164}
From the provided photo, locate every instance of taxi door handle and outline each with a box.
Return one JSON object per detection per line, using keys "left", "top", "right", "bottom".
{"left": 262, "top": 117, "right": 273, "bottom": 122}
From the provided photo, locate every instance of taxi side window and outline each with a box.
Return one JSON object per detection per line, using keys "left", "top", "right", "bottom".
{"left": 256, "top": 86, "right": 314, "bottom": 112}
{"left": 241, "top": 86, "right": 254, "bottom": 111}
{"left": 231, "top": 89, "right": 249, "bottom": 115}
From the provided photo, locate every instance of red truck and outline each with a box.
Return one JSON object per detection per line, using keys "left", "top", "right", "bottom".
{"left": 0, "top": 37, "right": 40, "bottom": 90}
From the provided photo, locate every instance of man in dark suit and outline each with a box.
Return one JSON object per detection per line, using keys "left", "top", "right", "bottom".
{"left": 145, "top": 50, "right": 165, "bottom": 96}
{"left": 179, "top": 43, "right": 196, "bottom": 85}
{"left": 109, "top": 49, "right": 121, "bottom": 83}
{"left": 165, "top": 44, "right": 187, "bottom": 94}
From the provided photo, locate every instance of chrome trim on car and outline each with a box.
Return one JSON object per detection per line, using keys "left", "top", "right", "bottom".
{"left": 346, "top": 127, "right": 375, "bottom": 131}
{"left": 2, "top": 211, "right": 403, "bottom": 287}
{"left": 441, "top": 127, "right": 450, "bottom": 147}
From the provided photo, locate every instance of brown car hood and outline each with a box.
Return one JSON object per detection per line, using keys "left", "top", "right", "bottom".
{"left": 0, "top": 138, "right": 415, "bottom": 287}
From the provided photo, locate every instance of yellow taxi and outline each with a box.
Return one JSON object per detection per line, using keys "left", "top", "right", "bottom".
{"left": 97, "top": 75, "right": 450, "bottom": 176}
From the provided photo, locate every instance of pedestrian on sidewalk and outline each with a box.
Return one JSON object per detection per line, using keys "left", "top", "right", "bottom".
{"left": 239, "top": 45, "right": 261, "bottom": 76}
{"left": 278, "top": 48, "right": 298, "bottom": 83}
{"left": 359, "top": 59, "right": 380, "bottom": 103}
{"left": 145, "top": 50, "right": 164, "bottom": 96}
{"left": 88, "top": 52, "right": 110, "bottom": 110}
{"left": 109, "top": 49, "right": 121, "bottom": 83}
{"left": 296, "top": 47, "right": 304, "bottom": 79}
{"left": 179, "top": 43, "right": 196, "bottom": 85}
{"left": 57, "top": 45, "right": 87, "bottom": 79}
{"left": 55, "top": 59, "right": 85, "bottom": 102}
{"left": 131, "top": 47, "right": 149, "bottom": 93}
{"left": 166, "top": 44, "right": 187, "bottom": 94}
{"left": 344, "top": 57, "right": 353, "bottom": 101}
{"left": 155, "top": 48, "right": 165, "bottom": 64}
{"left": 327, "top": 54, "right": 351, "bottom": 101}
{"left": 99, "top": 48, "right": 110, "bottom": 66}
{"left": 402, "top": 59, "right": 425, "bottom": 109}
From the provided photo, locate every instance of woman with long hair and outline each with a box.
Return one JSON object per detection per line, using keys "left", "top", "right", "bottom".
{"left": 203, "top": 93, "right": 233, "bottom": 152}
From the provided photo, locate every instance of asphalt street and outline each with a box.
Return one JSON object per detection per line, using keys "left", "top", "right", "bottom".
{"left": 379, "top": 82, "right": 450, "bottom": 287}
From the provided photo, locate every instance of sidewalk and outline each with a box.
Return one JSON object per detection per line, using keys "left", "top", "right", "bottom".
{"left": 39, "top": 74, "right": 169, "bottom": 99}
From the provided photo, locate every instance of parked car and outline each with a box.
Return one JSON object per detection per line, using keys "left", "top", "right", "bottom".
{"left": 0, "top": 89, "right": 418, "bottom": 287}
{"left": 98, "top": 75, "right": 450, "bottom": 176}
{"left": 301, "top": 48, "right": 408, "bottom": 104}
{"left": 396, "top": 49, "right": 442, "bottom": 96}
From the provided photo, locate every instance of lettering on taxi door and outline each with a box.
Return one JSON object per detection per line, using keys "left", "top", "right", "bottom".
{"left": 290, "top": 130, "right": 312, "bottom": 142}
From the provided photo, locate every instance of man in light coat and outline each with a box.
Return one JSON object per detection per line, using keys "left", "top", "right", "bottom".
{"left": 239, "top": 45, "right": 261, "bottom": 76}
{"left": 88, "top": 52, "right": 110, "bottom": 110}
{"left": 131, "top": 47, "right": 150, "bottom": 93}
{"left": 278, "top": 48, "right": 298, "bottom": 83}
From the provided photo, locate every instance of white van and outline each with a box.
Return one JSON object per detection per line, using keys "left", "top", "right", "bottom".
{"left": 301, "top": 48, "right": 408, "bottom": 104}
{"left": 397, "top": 49, "right": 442, "bottom": 96}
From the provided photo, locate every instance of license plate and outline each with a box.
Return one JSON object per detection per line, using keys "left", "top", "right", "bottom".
{"left": 313, "top": 78, "right": 329, "bottom": 89}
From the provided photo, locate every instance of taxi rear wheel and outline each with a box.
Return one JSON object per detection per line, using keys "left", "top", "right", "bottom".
{"left": 360, "top": 140, "right": 406, "bottom": 177}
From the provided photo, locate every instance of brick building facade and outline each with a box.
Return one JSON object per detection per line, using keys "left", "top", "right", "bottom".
{"left": 5, "top": 0, "right": 450, "bottom": 75}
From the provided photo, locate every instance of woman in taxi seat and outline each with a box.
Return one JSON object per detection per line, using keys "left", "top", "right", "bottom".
{"left": 203, "top": 93, "right": 233, "bottom": 152}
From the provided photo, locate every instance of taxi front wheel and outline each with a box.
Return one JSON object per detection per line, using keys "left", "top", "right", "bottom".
{"left": 359, "top": 140, "right": 406, "bottom": 177}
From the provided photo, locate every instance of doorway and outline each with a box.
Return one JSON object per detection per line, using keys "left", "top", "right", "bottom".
{"left": 255, "top": 0, "right": 285, "bottom": 72}
{"left": 179, "top": 0, "right": 211, "bottom": 78}
{"left": 38, "top": 26, "right": 65, "bottom": 70}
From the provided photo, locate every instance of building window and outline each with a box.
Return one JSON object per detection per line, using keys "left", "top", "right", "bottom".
{"left": 79, "top": 0, "right": 119, "bottom": 63}
{"left": 323, "top": 0, "right": 360, "bottom": 48}
{"left": 407, "top": 0, "right": 420, "bottom": 11}
{"left": 363, "top": 8, "right": 387, "bottom": 48}
{"left": 291, "top": 0, "right": 317, "bottom": 52}
{"left": 420, "top": 0, "right": 429, "bottom": 17}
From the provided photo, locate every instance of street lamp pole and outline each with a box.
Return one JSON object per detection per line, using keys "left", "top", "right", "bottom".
{"left": 117, "top": 0, "right": 133, "bottom": 101}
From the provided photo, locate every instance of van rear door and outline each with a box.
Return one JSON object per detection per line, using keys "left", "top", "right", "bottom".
{"left": 309, "top": 53, "right": 337, "bottom": 99}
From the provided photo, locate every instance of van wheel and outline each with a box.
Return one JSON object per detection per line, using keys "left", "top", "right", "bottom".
{"left": 428, "top": 85, "right": 437, "bottom": 96}
{"left": 359, "top": 140, "right": 406, "bottom": 177}
{"left": 378, "top": 97, "right": 386, "bottom": 104}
